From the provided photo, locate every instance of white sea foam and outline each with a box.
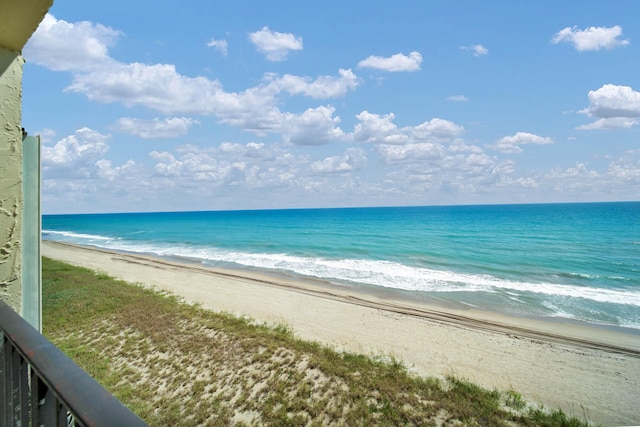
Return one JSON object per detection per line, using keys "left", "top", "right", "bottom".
{"left": 619, "top": 318, "right": 640, "bottom": 330}
{"left": 45, "top": 236, "right": 640, "bottom": 310}
{"left": 43, "top": 230, "right": 114, "bottom": 241}
{"left": 541, "top": 301, "right": 580, "bottom": 321}
{"left": 154, "top": 245, "right": 640, "bottom": 308}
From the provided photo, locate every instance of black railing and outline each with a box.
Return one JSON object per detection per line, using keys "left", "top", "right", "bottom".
{"left": 0, "top": 300, "right": 147, "bottom": 426}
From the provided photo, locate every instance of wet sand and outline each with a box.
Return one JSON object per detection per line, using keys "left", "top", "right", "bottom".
{"left": 42, "top": 240, "right": 640, "bottom": 426}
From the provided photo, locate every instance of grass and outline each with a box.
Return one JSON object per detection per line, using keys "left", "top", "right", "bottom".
{"left": 42, "top": 256, "right": 593, "bottom": 426}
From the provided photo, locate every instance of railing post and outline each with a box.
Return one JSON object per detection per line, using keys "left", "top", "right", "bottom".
{"left": 1, "top": 332, "right": 10, "bottom": 426}
{"left": 0, "top": 301, "right": 148, "bottom": 426}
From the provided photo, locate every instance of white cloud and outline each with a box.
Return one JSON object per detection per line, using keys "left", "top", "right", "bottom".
{"left": 40, "top": 129, "right": 148, "bottom": 211}
{"left": 207, "top": 38, "right": 228, "bottom": 56}
{"left": 264, "top": 69, "right": 360, "bottom": 99}
{"left": 357, "top": 51, "right": 422, "bottom": 72}
{"left": 26, "top": 15, "right": 363, "bottom": 147}
{"left": 543, "top": 163, "right": 602, "bottom": 194}
{"left": 377, "top": 142, "right": 444, "bottom": 163}
{"left": 34, "top": 14, "right": 640, "bottom": 211}
{"left": 151, "top": 150, "right": 233, "bottom": 181}
{"left": 64, "top": 61, "right": 351, "bottom": 142}
{"left": 41, "top": 127, "right": 111, "bottom": 176}
{"left": 374, "top": 140, "right": 507, "bottom": 202}
{"left": 23, "top": 14, "right": 120, "bottom": 72}
{"left": 281, "top": 106, "right": 344, "bottom": 146}
{"left": 149, "top": 147, "right": 252, "bottom": 186}
{"left": 578, "top": 84, "right": 640, "bottom": 129}
{"left": 148, "top": 143, "right": 310, "bottom": 192}
{"left": 607, "top": 149, "right": 640, "bottom": 185}
{"left": 248, "top": 26, "right": 303, "bottom": 61}
{"left": 95, "top": 159, "right": 139, "bottom": 181}
{"left": 65, "top": 62, "right": 227, "bottom": 114}
{"left": 576, "top": 117, "right": 639, "bottom": 130}
{"left": 552, "top": 25, "right": 629, "bottom": 51}
{"left": 310, "top": 148, "right": 366, "bottom": 173}
{"left": 461, "top": 44, "right": 488, "bottom": 57}
{"left": 579, "top": 84, "right": 640, "bottom": 118}
{"left": 352, "top": 111, "right": 408, "bottom": 144}
{"left": 412, "top": 118, "right": 464, "bottom": 140}
{"left": 352, "top": 111, "right": 463, "bottom": 145}
{"left": 113, "top": 117, "right": 199, "bottom": 139}
{"left": 350, "top": 112, "right": 495, "bottom": 197}
{"left": 491, "top": 132, "right": 553, "bottom": 154}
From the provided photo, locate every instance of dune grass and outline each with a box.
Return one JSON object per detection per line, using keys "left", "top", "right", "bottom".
{"left": 42, "top": 256, "right": 591, "bottom": 426}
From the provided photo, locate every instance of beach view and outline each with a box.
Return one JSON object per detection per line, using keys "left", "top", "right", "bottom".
{"left": 40, "top": 203, "right": 640, "bottom": 425}
{"left": 17, "top": 0, "right": 640, "bottom": 425}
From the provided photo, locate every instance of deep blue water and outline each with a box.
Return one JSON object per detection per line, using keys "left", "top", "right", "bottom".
{"left": 43, "top": 202, "right": 640, "bottom": 330}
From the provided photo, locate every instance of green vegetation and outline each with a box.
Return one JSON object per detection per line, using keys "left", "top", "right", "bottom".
{"left": 43, "top": 257, "right": 591, "bottom": 426}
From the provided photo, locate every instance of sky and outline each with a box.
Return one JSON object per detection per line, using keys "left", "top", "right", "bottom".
{"left": 22, "top": 0, "right": 640, "bottom": 214}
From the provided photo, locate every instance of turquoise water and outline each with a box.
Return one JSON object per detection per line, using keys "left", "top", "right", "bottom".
{"left": 43, "top": 202, "right": 640, "bottom": 330}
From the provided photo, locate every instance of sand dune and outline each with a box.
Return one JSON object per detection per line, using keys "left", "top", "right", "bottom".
{"left": 42, "top": 240, "right": 640, "bottom": 426}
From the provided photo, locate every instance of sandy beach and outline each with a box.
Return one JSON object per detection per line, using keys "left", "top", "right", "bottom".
{"left": 42, "top": 240, "right": 640, "bottom": 426}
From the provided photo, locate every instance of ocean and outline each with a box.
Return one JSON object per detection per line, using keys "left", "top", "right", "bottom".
{"left": 42, "top": 202, "right": 640, "bottom": 331}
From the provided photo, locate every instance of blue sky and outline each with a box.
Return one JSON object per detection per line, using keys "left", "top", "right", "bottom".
{"left": 22, "top": 0, "right": 640, "bottom": 213}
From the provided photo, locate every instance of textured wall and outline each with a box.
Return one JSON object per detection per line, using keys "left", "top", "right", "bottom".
{"left": 0, "top": 48, "right": 24, "bottom": 313}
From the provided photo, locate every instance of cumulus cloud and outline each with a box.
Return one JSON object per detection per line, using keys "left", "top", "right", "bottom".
{"left": 26, "top": 14, "right": 358, "bottom": 146}
{"left": 461, "top": 44, "right": 488, "bottom": 57}
{"left": 35, "top": 14, "right": 640, "bottom": 210}
{"left": 373, "top": 138, "right": 506, "bottom": 202}
{"left": 377, "top": 142, "right": 444, "bottom": 163}
{"left": 412, "top": 118, "right": 464, "bottom": 140}
{"left": 357, "top": 51, "right": 422, "bottom": 72}
{"left": 281, "top": 106, "right": 344, "bottom": 146}
{"left": 64, "top": 62, "right": 227, "bottom": 114}
{"left": 607, "top": 149, "right": 640, "bottom": 185}
{"left": 552, "top": 25, "right": 629, "bottom": 51}
{"left": 543, "top": 163, "right": 604, "bottom": 196}
{"left": 491, "top": 132, "right": 553, "bottom": 154}
{"left": 24, "top": 14, "right": 120, "bottom": 72}
{"left": 41, "top": 128, "right": 111, "bottom": 177}
{"left": 352, "top": 111, "right": 408, "bottom": 144}
{"left": 310, "top": 148, "right": 366, "bottom": 173}
{"left": 113, "top": 117, "right": 199, "bottom": 139}
{"left": 352, "top": 111, "right": 463, "bottom": 145}
{"left": 349, "top": 111, "right": 493, "bottom": 196}
{"left": 248, "top": 26, "right": 303, "bottom": 61}
{"left": 578, "top": 84, "right": 640, "bottom": 129}
{"left": 579, "top": 84, "right": 640, "bottom": 118}
{"left": 65, "top": 61, "right": 357, "bottom": 140}
{"left": 264, "top": 68, "right": 360, "bottom": 99}
{"left": 40, "top": 128, "right": 149, "bottom": 211}
{"left": 148, "top": 142, "right": 309, "bottom": 190}
{"left": 150, "top": 149, "right": 240, "bottom": 182}
{"left": 95, "top": 159, "right": 139, "bottom": 181}
{"left": 577, "top": 117, "right": 639, "bottom": 130}
{"left": 207, "top": 38, "right": 228, "bottom": 56}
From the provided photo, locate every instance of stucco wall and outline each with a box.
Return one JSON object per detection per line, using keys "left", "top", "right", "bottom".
{"left": 0, "top": 47, "right": 24, "bottom": 313}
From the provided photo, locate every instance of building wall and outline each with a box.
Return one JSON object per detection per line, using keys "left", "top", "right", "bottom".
{"left": 0, "top": 47, "right": 24, "bottom": 313}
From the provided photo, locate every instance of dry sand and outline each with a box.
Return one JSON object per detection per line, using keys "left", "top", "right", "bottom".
{"left": 42, "top": 240, "right": 640, "bottom": 426}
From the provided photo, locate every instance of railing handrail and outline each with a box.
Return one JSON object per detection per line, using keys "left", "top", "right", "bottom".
{"left": 0, "top": 300, "right": 148, "bottom": 426}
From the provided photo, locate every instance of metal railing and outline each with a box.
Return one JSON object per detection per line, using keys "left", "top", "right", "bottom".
{"left": 0, "top": 300, "right": 147, "bottom": 426}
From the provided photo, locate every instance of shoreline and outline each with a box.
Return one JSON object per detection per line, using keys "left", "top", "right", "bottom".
{"left": 42, "top": 240, "right": 640, "bottom": 347}
{"left": 42, "top": 240, "right": 640, "bottom": 425}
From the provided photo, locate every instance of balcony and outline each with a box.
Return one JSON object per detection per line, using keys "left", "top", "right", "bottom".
{"left": 0, "top": 300, "right": 147, "bottom": 426}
